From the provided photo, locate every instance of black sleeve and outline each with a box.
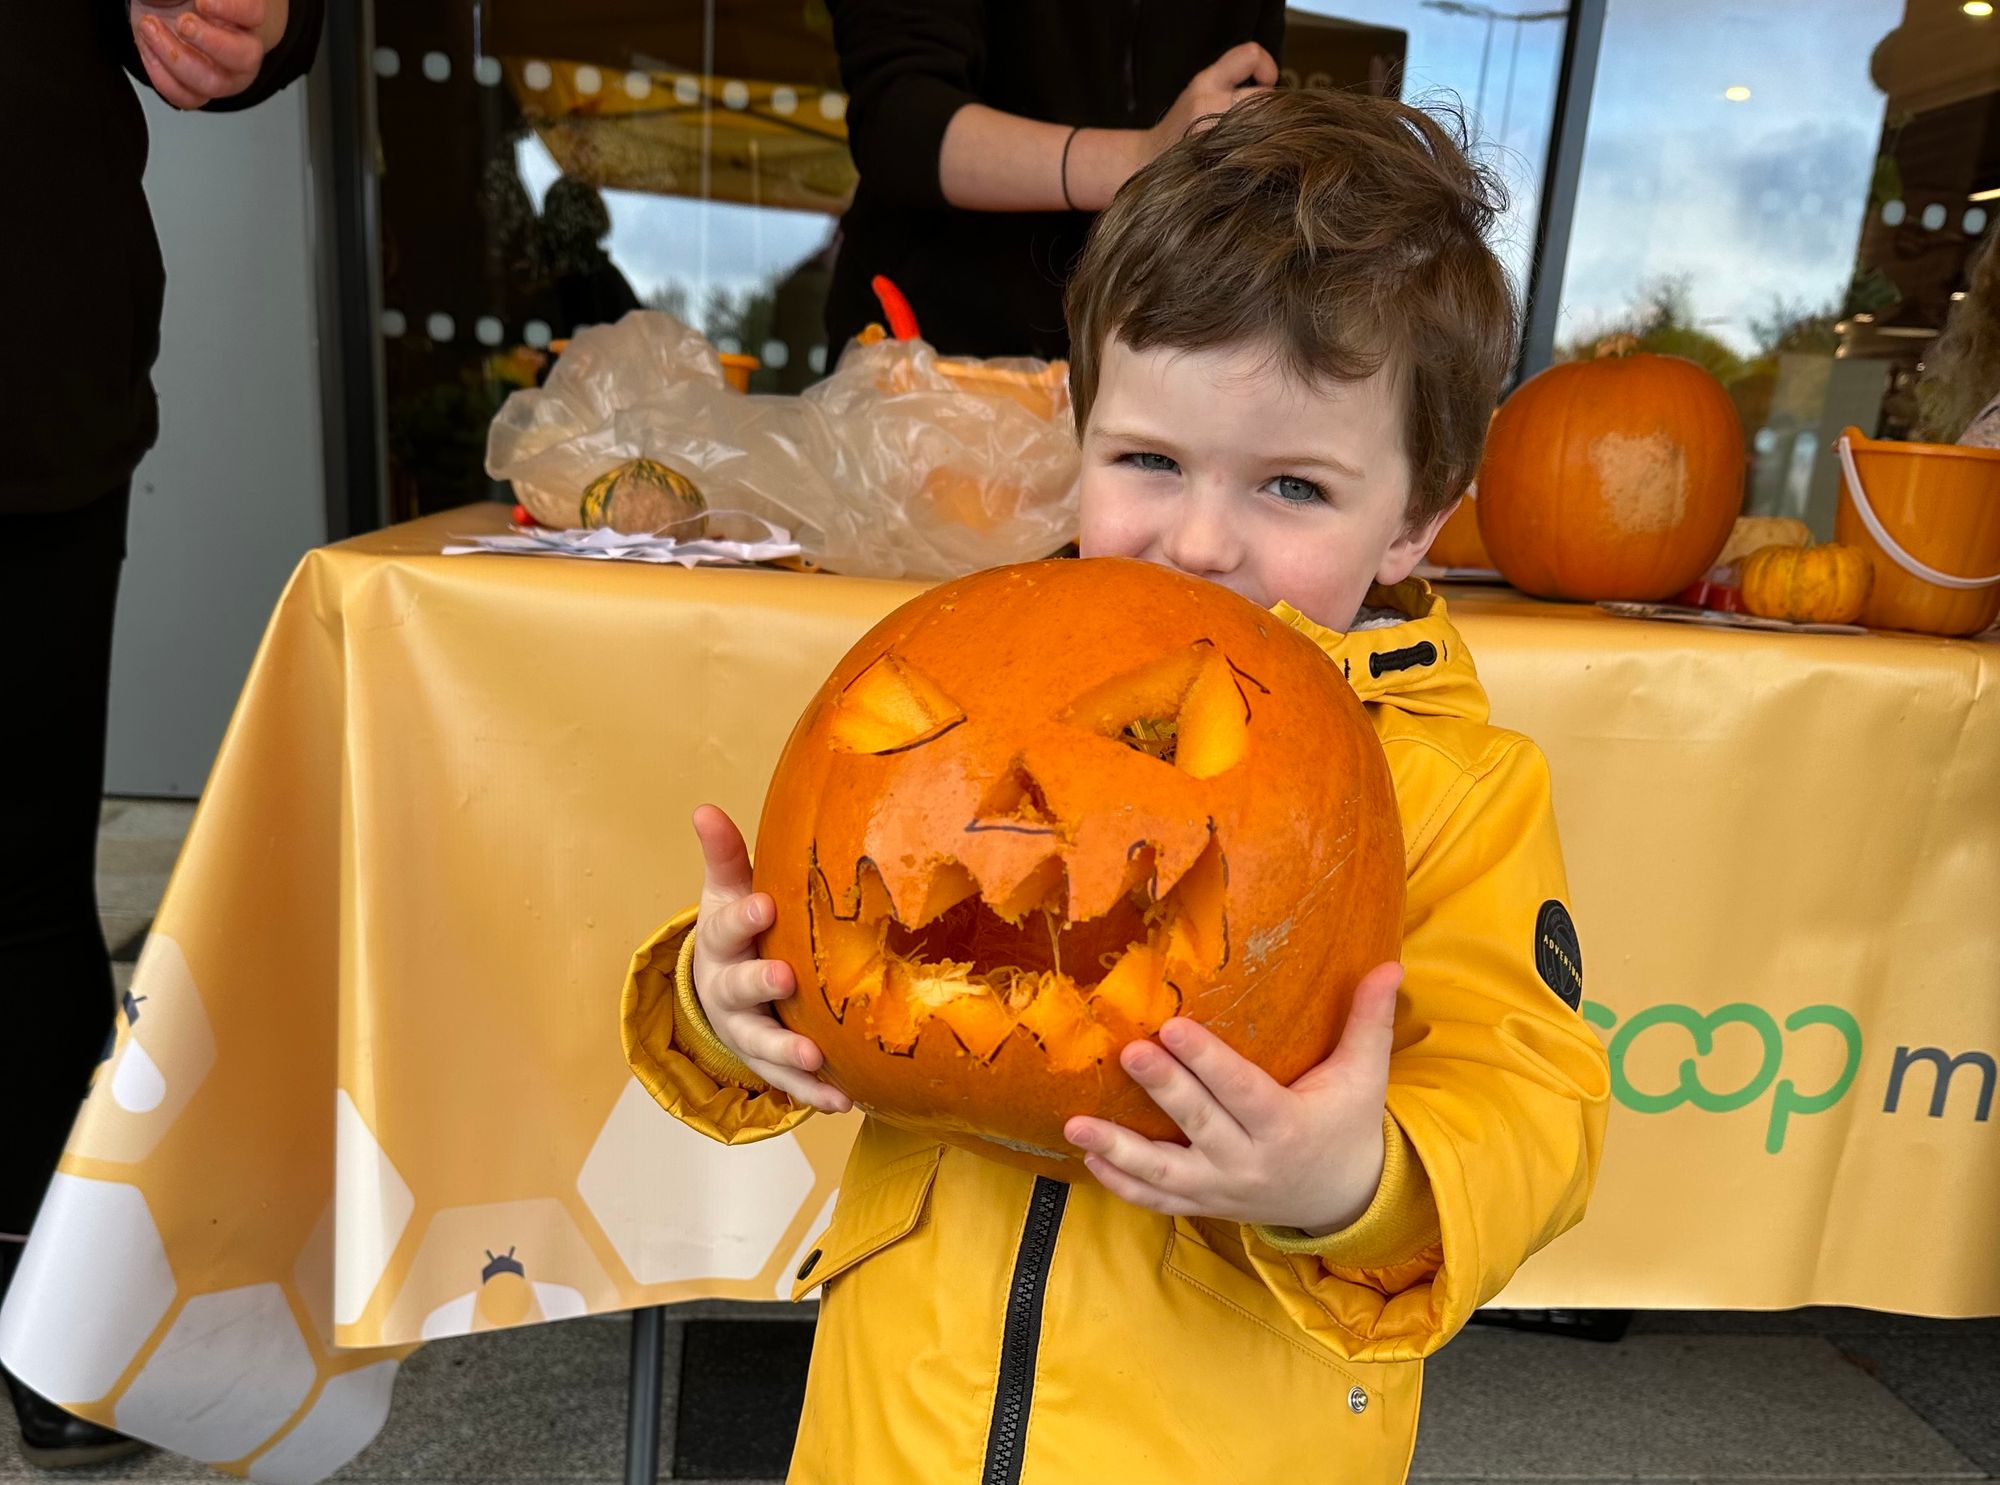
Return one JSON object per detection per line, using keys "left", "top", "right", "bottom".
{"left": 827, "top": 0, "right": 985, "bottom": 212}
{"left": 107, "top": 0, "right": 325, "bottom": 112}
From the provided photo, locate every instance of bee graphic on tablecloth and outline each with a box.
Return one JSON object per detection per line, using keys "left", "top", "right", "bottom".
{"left": 72, "top": 937, "right": 218, "bottom": 1164}
{"left": 419, "top": 1246, "right": 588, "bottom": 1338}
{"left": 96, "top": 990, "right": 147, "bottom": 1068}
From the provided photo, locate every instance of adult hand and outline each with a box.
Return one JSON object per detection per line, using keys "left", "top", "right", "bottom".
{"left": 688, "top": 805, "right": 852, "bottom": 1114}
{"left": 131, "top": 0, "right": 275, "bottom": 109}
{"left": 1064, "top": 962, "right": 1402, "bottom": 1233}
{"left": 1143, "top": 42, "right": 1278, "bottom": 160}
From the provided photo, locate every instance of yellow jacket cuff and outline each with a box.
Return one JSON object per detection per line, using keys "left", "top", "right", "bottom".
{"left": 1251, "top": 1112, "right": 1441, "bottom": 1268}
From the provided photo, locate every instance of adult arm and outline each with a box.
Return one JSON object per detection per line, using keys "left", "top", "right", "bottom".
{"left": 830, "top": 0, "right": 1275, "bottom": 214}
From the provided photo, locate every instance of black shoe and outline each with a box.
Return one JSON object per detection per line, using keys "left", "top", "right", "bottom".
{"left": 3, "top": 1365, "right": 147, "bottom": 1470}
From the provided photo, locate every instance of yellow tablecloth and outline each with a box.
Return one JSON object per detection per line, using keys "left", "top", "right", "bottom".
{"left": 4, "top": 505, "right": 1997, "bottom": 1478}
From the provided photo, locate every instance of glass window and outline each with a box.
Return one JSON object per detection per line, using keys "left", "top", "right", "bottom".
{"left": 1553, "top": 0, "right": 1999, "bottom": 532}
{"left": 371, "top": 2, "right": 851, "bottom": 519}
{"left": 369, "top": 2, "right": 1573, "bottom": 520}
{"left": 1286, "top": 1, "right": 1571, "bottom": 308}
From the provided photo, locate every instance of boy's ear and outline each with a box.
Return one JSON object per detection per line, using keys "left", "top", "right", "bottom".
{"left": 1375, "top": 496, "right": 1461, "bottom": 587}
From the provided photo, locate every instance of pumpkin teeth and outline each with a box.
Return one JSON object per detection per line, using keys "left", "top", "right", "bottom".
{"left": 811, "top": 836, "right": 1226, "bottom": 1067}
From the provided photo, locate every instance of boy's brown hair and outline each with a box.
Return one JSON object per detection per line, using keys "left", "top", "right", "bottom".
{"left": 1066, "top": 88, "right": 1517, "bottom": 531}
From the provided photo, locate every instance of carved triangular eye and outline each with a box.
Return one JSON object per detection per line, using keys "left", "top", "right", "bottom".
{"left": 828, "top": 654, "right": 964, "bottom": 755}
{"left": 1062, "top": 642, "right": 1252, "bottom": 780}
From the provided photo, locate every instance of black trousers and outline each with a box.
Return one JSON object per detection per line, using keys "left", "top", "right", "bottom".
{"left": 0, "top": 485, "right": 130, "bottom": 1246}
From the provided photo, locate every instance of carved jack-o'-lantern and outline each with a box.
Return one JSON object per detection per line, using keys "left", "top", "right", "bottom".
{"left": 752, "top": 559, "right": 1404, "bottom": 1178}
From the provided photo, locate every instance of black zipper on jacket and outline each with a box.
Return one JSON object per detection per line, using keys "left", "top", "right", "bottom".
{"left": 981, "top": 1176, "right": 1070, "bottom": 1485}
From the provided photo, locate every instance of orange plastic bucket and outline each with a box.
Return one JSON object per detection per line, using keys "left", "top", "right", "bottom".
{"left": 1833, "top": 428, "right": 2000, "bottom": 637}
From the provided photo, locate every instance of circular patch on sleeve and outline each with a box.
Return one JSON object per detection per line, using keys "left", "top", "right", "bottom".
{"left": 1534, "top": 900, "right": 1583, "bottom": 1009}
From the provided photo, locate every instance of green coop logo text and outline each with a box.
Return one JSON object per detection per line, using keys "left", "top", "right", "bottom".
{"left": 1582, "top": 1000, "right": 1996, "bottom": 1153}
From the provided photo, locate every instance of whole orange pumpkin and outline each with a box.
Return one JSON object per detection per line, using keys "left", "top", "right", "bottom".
{"left": 1477, "top": 338, "right": 1745, "bottom": 600}
{"left": 1738, "top": 542, "right": 1873, "bottom": 625}
{"left": 751, "top": 559, "right": 1405, "bottom": 1179}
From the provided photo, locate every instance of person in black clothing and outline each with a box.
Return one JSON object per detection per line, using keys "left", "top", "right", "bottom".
{"left": 542, "top": 175, "right": 645, "bottom": 336}
{"left": 0, "top": 0, "right": 321, "bottom": 1468}
{"left": 824, "top": 0, "right": 1285, "bottom": 361}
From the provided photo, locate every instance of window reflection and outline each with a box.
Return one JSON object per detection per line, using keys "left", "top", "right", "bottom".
{"left": 374, "top": 1, "right": 854, "bottom": 518}
{"left": 1555, "top": 0, "right": 1998, "bottom": 531}
{"left": 1288, "top": 0, "right": 1569, "bottom": 303}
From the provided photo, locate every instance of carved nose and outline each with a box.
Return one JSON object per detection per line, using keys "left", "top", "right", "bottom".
{"left": 971, "top": 762, "right": 1056, "bottom": 833}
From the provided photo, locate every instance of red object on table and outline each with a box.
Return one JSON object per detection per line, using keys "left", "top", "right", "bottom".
{"left": 870, "top": 275, "right": 922, "bottom": 341}
{"left": 1675, "top": 578, "right": 1743, "bottom": 613}
{"left": 511, "top": 504, "right": 535, "bottom": 528}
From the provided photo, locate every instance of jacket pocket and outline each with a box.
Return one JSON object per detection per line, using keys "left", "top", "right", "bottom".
{"left": 1163, "top": 1217, "right": 1366, "bottom": 1388}
{"left": 790, "top": 1143, "right": 943, "bottom": 1300}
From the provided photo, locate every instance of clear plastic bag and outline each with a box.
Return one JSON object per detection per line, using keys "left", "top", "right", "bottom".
{"left": 485, "top": 312, "right": 1080, "bottom": 579}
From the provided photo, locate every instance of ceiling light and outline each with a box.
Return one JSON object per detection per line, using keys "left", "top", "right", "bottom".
{"left": 1970, "top": 186, "right": 2000, "bottom": 202}
{"left": 1724, "top": 85, "right": 1752, "bottom": 101}
{"left": 1954, "top": 290, "right": 1970, "bottom": 301}
{"left": 1964, "top": 2, "right": 1994, "bottom": 18}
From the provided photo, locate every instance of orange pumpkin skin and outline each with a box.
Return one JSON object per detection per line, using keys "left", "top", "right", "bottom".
{"left": 752, "top": 558, "right": 1405, "bottom": 1180}
{"left": 1477, "top": 345, "right": 1745, "bottom": 600}
{"left": 1738, "top": 542, "right": 1873, "bottom": 625}
{"left": 1428, "top": 492, "right": 1493, "bottom": 569}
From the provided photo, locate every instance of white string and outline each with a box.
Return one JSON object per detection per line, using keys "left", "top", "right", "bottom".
{"left": 1837, "top": 435, "right": 2000, "bottom": 591}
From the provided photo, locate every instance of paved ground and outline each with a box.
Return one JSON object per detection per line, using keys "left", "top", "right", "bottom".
{"left": 1, "top": 799, "right": 1991, "bottom": 1483}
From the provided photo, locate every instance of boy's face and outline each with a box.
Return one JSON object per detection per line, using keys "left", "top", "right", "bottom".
{"left": 1077, "top": 338, "right": 1451, "bottom": 630}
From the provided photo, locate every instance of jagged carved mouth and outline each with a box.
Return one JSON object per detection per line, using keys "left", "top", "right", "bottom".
{"left": 807, "top": 833, "right": 1227, "bottom": 1074}
{"left": 805, "top": 633, "right": 1258, "bottom": 1073}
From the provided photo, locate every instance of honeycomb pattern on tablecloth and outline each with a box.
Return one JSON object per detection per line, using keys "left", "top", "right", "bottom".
{"left": 577, "top": 1076, "right": 818, "bottom": 1284}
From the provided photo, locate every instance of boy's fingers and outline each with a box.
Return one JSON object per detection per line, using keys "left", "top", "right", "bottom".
{"left": 706, "top": 956, "right": 794, "bottom": 1012}
{"left": 173, "top": 13, "right": 262, "bottom": 74}
{"left": 1326, "top": 964, "right": 1402, "bottom": 1081}
{"left": 699, "top": 892, "right": 774, "bottom": 962}
{"left": 1065, "top": 1117, "right": 1202, "bottom": 1194}
{"left": 1154, "top": 1018, "right": 1286, "bottom": 1136}
{"left": 1080, "top": 1153, "right": 1197, "bottom": 1216}
{"left": 728, "top": 1013, "right": 824, "bottom": 1075}
{"left": 1117, "top": 1038, "right": 1247, "bottom": 1154}
{"left": 693, "top": 805, "right": 755, "bottom": 899}
{"left": 749, "top": 1059, "right": 852, "bottom": 1115}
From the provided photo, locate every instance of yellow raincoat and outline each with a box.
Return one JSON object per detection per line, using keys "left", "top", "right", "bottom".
{"left": 623, "top": 580, "right": 1610, "bottom": 1485}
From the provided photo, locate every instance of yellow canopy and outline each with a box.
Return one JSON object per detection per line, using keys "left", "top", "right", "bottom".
{"left": 508, "top": 59, "right": 856, "bottom": 215}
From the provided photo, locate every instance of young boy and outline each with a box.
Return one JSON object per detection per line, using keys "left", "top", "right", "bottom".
{"left": 621, "top": 88, "right": 1610, "bottom": 1484}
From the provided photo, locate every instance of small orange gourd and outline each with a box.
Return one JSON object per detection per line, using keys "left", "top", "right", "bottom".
{"left": 1738, "top": 542, "right": 1874, "bottom": 625}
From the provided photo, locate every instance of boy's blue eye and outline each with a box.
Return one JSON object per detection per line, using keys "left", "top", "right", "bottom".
{"left": 1268, "top": 474, "right": 1327, "bottom": 505}
{"left": 1123, "top": 452, "right": 1180, "bottom": 474}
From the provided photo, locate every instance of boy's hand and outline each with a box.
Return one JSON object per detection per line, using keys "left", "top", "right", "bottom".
{"left": 690, "top": 805, "right": 851, "bottom": 1114}
{"left": 131, "top": 0, "right": 276, "bottom": 109}
{"left": 1064, "top": 963, "right": 1403, "bottom": 1233}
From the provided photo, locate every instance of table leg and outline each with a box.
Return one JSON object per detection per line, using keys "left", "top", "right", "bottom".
{"left": 625, "top": 1305, "right": 667, "bottom": 1484}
